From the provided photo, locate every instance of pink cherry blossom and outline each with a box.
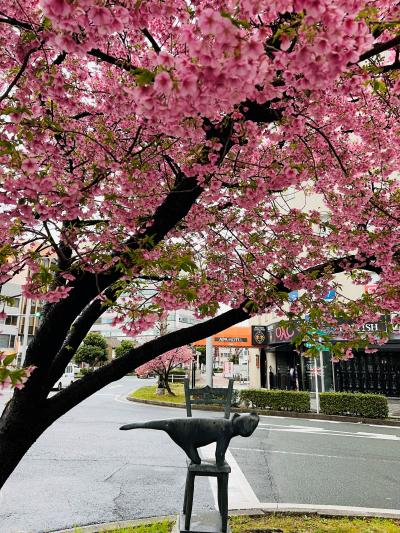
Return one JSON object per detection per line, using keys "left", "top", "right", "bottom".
{"left": 0, "top": 0, "right": 399, "bottom": 393}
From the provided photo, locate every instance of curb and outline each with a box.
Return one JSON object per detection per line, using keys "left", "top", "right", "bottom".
{"left": 127, "top": 397, "right": 400, "bottom": 426}
{"left": 50, "top": 506, "right": 400, "bottom": 532}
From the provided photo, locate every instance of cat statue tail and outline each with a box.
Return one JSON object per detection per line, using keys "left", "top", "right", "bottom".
{"left": 119, "top": 419, "right": 170, "bottom": 431}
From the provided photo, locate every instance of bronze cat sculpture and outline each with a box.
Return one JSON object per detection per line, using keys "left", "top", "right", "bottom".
{"left": 120, "top": 412, "right": 259, "bottom": 466}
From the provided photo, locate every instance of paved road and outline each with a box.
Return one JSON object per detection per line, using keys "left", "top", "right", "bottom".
{"left": 1, "top": 377, "right": 400, "bottom": 533}
{"left": 230, "top": 416, "right": 400, "bottom": 510}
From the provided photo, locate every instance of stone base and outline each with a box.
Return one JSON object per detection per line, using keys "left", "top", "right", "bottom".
{"left": 172, "top": 511, "right": 231, "bottom": 533}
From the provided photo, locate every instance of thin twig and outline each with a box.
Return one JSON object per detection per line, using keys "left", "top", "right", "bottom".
{"left": 0, "top": 45, "right": 40, "bottom": 102}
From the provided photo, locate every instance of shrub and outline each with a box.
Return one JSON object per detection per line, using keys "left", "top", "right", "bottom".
{"left": 240, "top": 389, "right": 310, "bottom": 412}
{"left": 320, "top": 392, "right": 388, "bottom": 418}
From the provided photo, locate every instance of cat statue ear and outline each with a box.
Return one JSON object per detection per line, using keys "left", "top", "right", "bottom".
{"left": 232, "top": 412, "right": 259, "bottom": 437}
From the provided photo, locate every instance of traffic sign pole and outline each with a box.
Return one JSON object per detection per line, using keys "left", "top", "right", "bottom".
{"left": 319, "top": 337, "right": 325, "bottom": 393}
{"left": 314, "top": 358, "right": 320, "bottom": 414}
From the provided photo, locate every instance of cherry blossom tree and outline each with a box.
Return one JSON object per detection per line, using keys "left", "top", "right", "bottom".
{"left": 136, "top": 346, "right": 193, "bottom": 395}
{"left": 0, "top": 0, "right": 400, "bottom": 488}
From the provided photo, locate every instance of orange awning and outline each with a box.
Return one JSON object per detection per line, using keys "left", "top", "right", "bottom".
{"left": 193, "top": 326, "right": 251, "bottom": 347}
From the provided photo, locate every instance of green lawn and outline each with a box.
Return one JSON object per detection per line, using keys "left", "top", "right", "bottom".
{"left": 130, "top": 383, "right": 185, "bottom": 404}
{"left": 230, "top": 514, "right": 400, "bottom": 532}
{"left": 75, "top": 515, "right": 400, "bottom": 532}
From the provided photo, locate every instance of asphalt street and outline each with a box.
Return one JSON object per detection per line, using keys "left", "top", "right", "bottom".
{"left": 0, "top": 376, "right": 400, "bottom": 533}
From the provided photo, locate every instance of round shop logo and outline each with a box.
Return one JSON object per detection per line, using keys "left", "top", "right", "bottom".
{"left": 254, "top": 330, "right": 266, "bottom": 344}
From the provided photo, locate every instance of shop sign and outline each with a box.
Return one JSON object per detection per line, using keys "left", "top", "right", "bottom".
{"left": 251, "top": 326, "right": 268, "bottom": 346}
{"left": 358, "top": 318, "right": 387, "bottom": 333}
{"left": 268, "top": 323, "right": 300, "bottom": 344}
{"left": 215, "top": 336, "right": 247, "bottom": 342}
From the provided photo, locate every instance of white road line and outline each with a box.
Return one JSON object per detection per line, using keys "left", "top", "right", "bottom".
{"left": 259, "top": 414, "right": 400, "bottom": 431}
{"left": 231, "top": 447, "right": 349, "bottom": 460}
{"left": 199, "top": 444, "right": 260, "bottom": 510}
{"left": 114, "top": 394, "right": 131, "bottom": 404}
{"left": 231, "top": 446, "right": 400, "bottom": 464}
{"left": 257, "top": 426, "right": 400, "bottom": 441}
{"left": 259, "top": 423, "right": 324, "bottom": 430}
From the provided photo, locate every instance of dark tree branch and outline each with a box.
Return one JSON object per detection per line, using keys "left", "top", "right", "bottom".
{"left": 142, "top": 28, "right": 161, "bottom": 53}
{"left": 87, "top": 48, "right": 138, "bottom": 72}
{"left": 379, "top": 62, "right": 400, "bottom": 73}
{"left": 305, "top": 122, "right": 348, "bottom": 176}
{"left": 0, "top": 14, "right": 32, "bottom": 30}
{"left": 53, "top": 51, "right": 67, "bottom": 65}
{"left": 358, "top": 35, "right": 400, "bottom": 62}
{"left": 44, "top": 303, "right": 251, "bottom": 419}
{"left": 45, "top": 287, "right": 116, "bottom": 392}
{"left": 0, "top": 45, "right": 40, "bottom": 103}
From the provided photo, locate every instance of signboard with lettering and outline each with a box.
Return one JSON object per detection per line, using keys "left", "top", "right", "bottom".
{"left": 215, "top": 337, "right": 247, "bottom": 343}
{"left": 268, "top": 316, "right": 391, "bottom": 345}
{"left": 251, "top": 326, "right": 268, "bottom": 346}
{"left": 268, "top": 323, "right": 300, "bottom": 344}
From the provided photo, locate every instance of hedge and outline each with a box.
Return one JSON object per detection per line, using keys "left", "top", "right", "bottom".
{"left": 240, "top": 389, "right": 310, "bottom": 412}
{"left": 319, "top": 392, "right": 388, "bottom": 418}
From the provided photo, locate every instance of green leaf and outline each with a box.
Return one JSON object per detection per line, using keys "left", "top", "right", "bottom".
{"left": 134, "top": 68, "right": 156, "bottom": 86}
{"left": 2, "top": 353, "right": 16, "bottom": 367}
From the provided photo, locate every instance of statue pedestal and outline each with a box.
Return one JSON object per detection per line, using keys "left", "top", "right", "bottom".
{"left": 173, "top": 511, "right": 231, "bottom": 533}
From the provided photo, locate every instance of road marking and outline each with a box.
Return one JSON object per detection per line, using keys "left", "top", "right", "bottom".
{"left": 231, "top": 447, "right": 349, "bottom": 460}
{"left": 231, "top": 446, "right": 400, "bottom": 464}
{"left": 199, "top": 444, "right": 260, "bottom": 510}
{"left": 257, "top": 426, "right": 400, "bottom": 441}
{"left": 260, "top": 414, "right": 400, "bottom": 430}
{"left": 114, "top": 394, "right": 131, "bottom": 404}
{"left": 259, "top": 423, "right": 324, "bottom": 430}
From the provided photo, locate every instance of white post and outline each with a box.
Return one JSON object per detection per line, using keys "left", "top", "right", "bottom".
{"left": 319, "top": 348, "right": 325, "bottom": 392}
{"left": 20, "top": 298, "right": 31, "bottom": 367}
{"left": 314, "top": 357, "right": 320, "bottom": 414}
{"left": 206, "top": 336, "right": 213, "bottom": 387}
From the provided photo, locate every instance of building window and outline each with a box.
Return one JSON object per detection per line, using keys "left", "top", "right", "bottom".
{"left": 5, "top": 315, "right": 18, "bottom": 326}
{"left": 9, "top": 297, "right": 20, "bottom": 308}
{"left": 0, "top": 334, "right": 16, "bottom": 348}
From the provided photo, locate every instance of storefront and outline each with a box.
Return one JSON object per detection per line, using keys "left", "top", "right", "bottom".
{"left": 251, "top": 320, "right": 400, "bottom": 396}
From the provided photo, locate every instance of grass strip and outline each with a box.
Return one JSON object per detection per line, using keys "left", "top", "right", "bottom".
{"left": 130, "top": 384, "right": 185, "bottom": 404}
{"left": 74, "top": 514, "right": 400, "bottom": 532}
{"left": 230, "top": 514, "right": 400, "bottom": 532}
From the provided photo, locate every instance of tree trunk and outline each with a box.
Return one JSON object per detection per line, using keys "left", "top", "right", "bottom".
{"left": 0, "top": 393, "right": 51, "bottom": 489}
{"left": 164, "top": 374, "right": 175, "bottom": 396}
